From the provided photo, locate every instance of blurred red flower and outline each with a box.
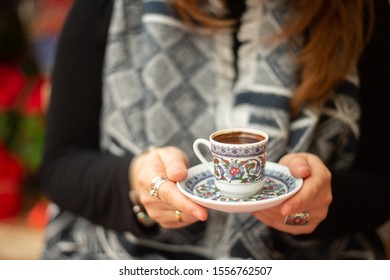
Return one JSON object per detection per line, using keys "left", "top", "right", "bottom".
{"left": 24, "top": 77, "right": 47, "bottom": 115}
{"left": 0, "top": 143, "right": 24, "bottom": 218}
{"left": 0, "top": 143, "right": 24, "bottom": 181}
{"left": 0, "top": 62, "right": 46, "bottom": 219}
{"left": 0, "top": 65, "right": 25, "bottom": 109}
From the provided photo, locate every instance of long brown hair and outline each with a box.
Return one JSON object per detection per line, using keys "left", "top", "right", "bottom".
{"left": 170, "top": 0, "right": 373, "bottom": 114}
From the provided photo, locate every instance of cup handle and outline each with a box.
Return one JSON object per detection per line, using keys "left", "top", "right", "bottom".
{"left": 193, "top": 138, "right": 214, "bottom": 174}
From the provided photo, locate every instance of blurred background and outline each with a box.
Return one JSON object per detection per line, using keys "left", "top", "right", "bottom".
{"left": 0, "top": 0, "right": 73, "bottom": 259}
{"left": 1, "top": 0, "right": 389, "bottom": 261}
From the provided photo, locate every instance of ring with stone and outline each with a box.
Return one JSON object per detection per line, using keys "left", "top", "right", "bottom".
{"left": 284, "top": 211, "right": 310, "bottom": 226}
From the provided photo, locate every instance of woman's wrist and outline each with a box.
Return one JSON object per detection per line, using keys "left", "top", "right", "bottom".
{"left": 128, "top": 145, "right": 160, "bottom": 228}
{"left": 129, "top": 190, "right": 157, "bottom": 228}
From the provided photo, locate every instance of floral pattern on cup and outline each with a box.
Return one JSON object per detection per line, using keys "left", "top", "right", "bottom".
{"left": 213, "top": 156, "right": 266, "bottom": 184}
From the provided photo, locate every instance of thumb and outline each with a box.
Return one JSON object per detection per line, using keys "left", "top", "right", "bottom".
{"left": 279, "top": 153, "right": 311, "bottom": 179}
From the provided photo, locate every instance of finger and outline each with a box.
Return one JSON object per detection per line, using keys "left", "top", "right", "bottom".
{"left": 157, "top": 180, "right": 208, "bottom": 221}
{"left": 279, "top": 153, "right": 311, "bottom": 178}
{"left": 280, "top": 155, "right": 331, "bottom": 216}
{"left": 254, "top": 210, "right": 319, "bottom": 235}
{"left": 145, "top": 202, "right": 200, "bottom": 228}
{"left": 157, "top": 209, "right": 200, "bottom": 229}
{"left": 251, "top": 204, "right": 281, "bottom": 218}
{"left": 136, "top": 146, "right": 188, "bottom": 192}
{"left": 252, "top": 208, "right": 280, "bottom": 223}
{"left": 155, "top": 147, "right": 189, "bottom": 182}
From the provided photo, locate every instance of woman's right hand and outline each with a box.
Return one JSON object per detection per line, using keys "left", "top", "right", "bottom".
{"left": 130, "top": 146, "right": 208, "bottom": 228}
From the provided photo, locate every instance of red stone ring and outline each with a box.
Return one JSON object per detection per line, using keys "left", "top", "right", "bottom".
{"left": 284, "top": 211, "right": 310, "bottom": 226}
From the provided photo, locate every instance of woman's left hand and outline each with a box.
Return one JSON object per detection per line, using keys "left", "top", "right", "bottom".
{"left": 252, "top": 153, "right": 332, "bottom": 235}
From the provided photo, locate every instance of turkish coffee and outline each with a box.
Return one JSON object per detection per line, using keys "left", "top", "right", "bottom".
{"left": 213, "top": 131, "right": 265, "bottom": 144}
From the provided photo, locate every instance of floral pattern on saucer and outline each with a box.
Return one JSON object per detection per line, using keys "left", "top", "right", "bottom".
{"left": 193, "top": 177, "right": 286, "bottom": 202}
{"left": 177, "top": 161, "right": 303, "bottom": 213}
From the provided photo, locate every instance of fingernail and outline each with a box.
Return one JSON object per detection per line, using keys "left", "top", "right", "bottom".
{"left": 192, "top": 210, "right": 204, "bottom": 221}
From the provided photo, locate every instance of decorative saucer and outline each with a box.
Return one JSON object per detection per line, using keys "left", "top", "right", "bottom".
{"left": 176, "top": 161, "right": 303, "bottom": 213}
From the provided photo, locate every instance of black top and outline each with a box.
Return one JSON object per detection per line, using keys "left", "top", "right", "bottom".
{"left": 39, "top": 0, "right": 390, "bottom": 239}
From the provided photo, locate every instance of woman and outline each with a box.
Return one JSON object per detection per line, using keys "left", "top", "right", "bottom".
{"left": 39, "top": 0, "right": 390, "bottom": 259}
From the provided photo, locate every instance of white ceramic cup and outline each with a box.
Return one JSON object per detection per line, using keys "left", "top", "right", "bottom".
{"left": 193, "top": 128, "right": 268, "bottom": 198}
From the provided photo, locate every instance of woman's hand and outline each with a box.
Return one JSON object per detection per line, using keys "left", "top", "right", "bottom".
{"left": 130, "top": 146, "right": 208, "bottom": 228}
{"left": 252, "top": 153, "right": 332, "bottom": 235}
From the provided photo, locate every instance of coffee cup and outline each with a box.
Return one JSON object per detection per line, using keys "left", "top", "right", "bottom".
{"left": 193, "top": 128, "right": 268, "bottom": 198}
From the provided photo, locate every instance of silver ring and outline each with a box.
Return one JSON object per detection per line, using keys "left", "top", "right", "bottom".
{"left": 284, "top": 211, "right": 310, "bottom": 226}
{"left": 149, "top": 176, "right": 167, "bottom": 199}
